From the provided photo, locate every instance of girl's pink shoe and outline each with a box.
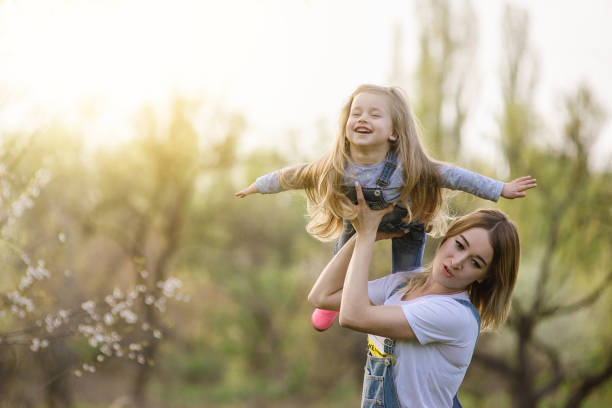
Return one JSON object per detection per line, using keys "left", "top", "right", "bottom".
{"left": 311, "top": 308, "right": 339, "bottom": 331}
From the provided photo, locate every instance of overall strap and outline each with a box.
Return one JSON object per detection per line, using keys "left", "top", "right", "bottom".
{"left": 381, "top": 282, "right": 407, "bottom": 357}
{"left": 453, "top": 299, "right": 481, "bottom": 332}
{"left": 376, "top": 151, "right": 398, "bottom": 187}
{"left": 387, "top": 282, "right": 406, "bottom": 298}
{"left": 451, "top": 299, "right": 480, "bottom": 408}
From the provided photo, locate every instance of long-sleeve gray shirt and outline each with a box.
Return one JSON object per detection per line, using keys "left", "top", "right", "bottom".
{"left": 255, "top": 161, "right": 504, "bottom": 203}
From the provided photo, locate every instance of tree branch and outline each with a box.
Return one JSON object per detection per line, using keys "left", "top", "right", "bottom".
{"left": 564, "top": 351, "right": 612, "bottom": 408}
{"left": 472, "top": 350, "right": 516, "bottom": 377}
{"left": 540, "top": 268, "right": 612, "bottom": 318}
{"left": 533, "top": 337, "right": 564, "bottom": 399}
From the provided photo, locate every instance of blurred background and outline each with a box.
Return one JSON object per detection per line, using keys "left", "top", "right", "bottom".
{"left": 1, "top": 0, "right": 611, "bottom": 407}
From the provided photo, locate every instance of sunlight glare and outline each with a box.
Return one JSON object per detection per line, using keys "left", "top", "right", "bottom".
{"left": 1, "top": 0, "right": 241, "bottom": 146}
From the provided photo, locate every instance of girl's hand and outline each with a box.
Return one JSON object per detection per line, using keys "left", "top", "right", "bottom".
{"left": 234, "top": 183, "right": 259, "bottom": 198}
{"left": 352, "top": 182, "right": 394, "bottom": 236}
{"left": 501, "top": 176, "right": 537, "bottom": 199}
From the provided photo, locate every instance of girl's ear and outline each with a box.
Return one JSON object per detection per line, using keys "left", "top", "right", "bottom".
{"left": 389, "top": 133, "right": 398, "bottom": 142}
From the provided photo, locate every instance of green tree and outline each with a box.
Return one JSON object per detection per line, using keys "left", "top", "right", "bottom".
{"left": 465, "top": 6, "right": 612, "bottom": 408}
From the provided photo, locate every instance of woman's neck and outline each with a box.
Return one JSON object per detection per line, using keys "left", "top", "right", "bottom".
{"left": 349, "top": 144, "right": 389, "bottom": 166}
{"left": 405, "top": 276, "right": 465, "bottom": 300}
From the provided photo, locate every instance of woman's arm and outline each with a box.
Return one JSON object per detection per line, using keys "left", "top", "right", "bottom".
{"left": 308, "top": 229, "right": 408, "bottom": 311}
{"left": 338, "top": 183, "right": 418, "bottom": 341}
{"left": 307, "top": 235, "right": 357, "bottom": 311}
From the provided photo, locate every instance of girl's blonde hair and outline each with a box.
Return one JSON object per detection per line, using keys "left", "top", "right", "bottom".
{"left": 279, "top": 84, "right": 446, "bottom": 240}
{"left": 401, "top": 209, "right": 520, "bottom": 330}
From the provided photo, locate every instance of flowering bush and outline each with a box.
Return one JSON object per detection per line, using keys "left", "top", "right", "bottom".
{"left": 0, "top": 139, "right": 188, "bottom": 379}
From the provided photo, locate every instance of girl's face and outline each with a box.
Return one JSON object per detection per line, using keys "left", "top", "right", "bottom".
{"left": 345, "top": 92, "right": 396, "bottom": 151}
{"left": 431, "top": 227, "right": 493, "bottom": 293}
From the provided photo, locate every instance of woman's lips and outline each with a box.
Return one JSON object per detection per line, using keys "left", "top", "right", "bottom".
{"left": 443, "top": 265, "right": 453, "bottom": 277}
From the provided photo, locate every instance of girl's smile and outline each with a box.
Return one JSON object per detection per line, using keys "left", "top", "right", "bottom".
{"left": 345, "top": 92, "right": 397, "bottom": 163}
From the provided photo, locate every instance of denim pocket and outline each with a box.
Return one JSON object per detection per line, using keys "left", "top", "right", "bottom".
{"left": 392, "top": 231, "right": 426, "bottom": 271}
{"left": 362, "top": 374, "right": 385, "bottom": 407}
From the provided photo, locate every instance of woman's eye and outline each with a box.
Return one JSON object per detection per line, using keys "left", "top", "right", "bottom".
{"left": 472, "top": 259, "right": 482, "bottom": 269}
{"left": 455, "top": 240, "right": 464, "bottom": 249}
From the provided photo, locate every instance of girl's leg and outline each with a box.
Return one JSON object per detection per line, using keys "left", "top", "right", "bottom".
{"left": 391, "top": 223, "right": 426, "bottom": 273}
{"left": 312, "top": 219, "right": 355, "bottom": 331}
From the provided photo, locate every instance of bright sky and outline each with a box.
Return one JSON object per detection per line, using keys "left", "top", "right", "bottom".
{"left": 1, "top": 0, "right": 610, "bottom": 166}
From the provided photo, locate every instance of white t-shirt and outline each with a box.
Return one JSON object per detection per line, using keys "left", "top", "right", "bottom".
{"left": 368, "top": 271, "right": 480, "bottom": 408}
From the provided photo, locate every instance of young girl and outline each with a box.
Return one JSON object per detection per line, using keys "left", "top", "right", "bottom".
{"left": 235, "top": 84, "right": 535, "bottom": 331}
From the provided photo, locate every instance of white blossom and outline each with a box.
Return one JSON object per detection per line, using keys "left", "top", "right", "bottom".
{"left": 101, "top": 344, "right": 112, "bottom": 357}
{"left": 129, "top": 343, "right": 142, "bottom": 351}
{"left": 103, "top": 313, "right": 114, "bottom": 326}
{"left": 154, "top": 298, "right": 166, "bottom": 312}
{"left": 8, "top": 291, "right": 34, "bottom": 312}
{"left": 120, "top": 309, "right": 138, "bottom": 324}
{"left": 113, "top": 288, "right": 123, "bottom": 299}
{"left": 81, "top": 301, "right": 95, "bottom": 314}
{"left": 157, "top": 277, "right": 183, "bottom": 298}
{"left": 30, "top": 338, "right": 41, "bottom": 351}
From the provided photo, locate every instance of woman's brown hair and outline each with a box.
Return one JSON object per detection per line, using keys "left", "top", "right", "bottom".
{"left": 401, "top": 209, "right": 520, "bottom": 330}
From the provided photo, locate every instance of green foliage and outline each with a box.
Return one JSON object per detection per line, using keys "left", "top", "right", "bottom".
{"left": 1, "top": 3, "right": 611, "bottom": 408}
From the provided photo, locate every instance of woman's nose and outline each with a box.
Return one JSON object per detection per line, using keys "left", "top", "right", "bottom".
{"left": 451, "top": 256, "right": 466, "bottom": 270}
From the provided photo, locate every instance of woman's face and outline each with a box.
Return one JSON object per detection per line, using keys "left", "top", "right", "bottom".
{"left": 431, "top": 227, "right": 493, "bottom": 292}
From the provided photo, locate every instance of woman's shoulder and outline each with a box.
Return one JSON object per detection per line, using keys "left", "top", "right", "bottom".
{"left": 401, "top": 294, "right": 479, "bottom": 344}
{"left": 427, "top": 295, "right": 479, "bottom": 334}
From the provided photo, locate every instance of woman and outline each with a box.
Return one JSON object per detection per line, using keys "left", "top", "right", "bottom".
{"left": 308, "top": 183, "right": 520, "bottom": 408}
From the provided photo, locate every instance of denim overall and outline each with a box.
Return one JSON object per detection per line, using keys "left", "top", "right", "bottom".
{"left": 361, "top": 284, "right": 481, "bottom": 408}
{"left": 334, "top": 152, "right": 426, "bottom": 272}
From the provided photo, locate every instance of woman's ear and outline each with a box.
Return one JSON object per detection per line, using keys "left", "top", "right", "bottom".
{"left": 389, "top": 133, "right": 398, "bottom": 142}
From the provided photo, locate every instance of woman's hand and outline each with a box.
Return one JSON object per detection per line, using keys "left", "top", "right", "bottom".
{"left": 501, "top": 176, "right": 537, "bottom": 199}
{"left": 351, "top": 182, "right": 394, "bottom": 236}
{"left": 376, "top": 230, "right": 406, "bottom": 241}
{"left": 234, "top": 182, "right": 259, "bottom": 198}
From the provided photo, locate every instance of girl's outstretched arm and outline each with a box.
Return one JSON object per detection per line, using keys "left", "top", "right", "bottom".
{"left": 234, "top": 165, "right": 311, "bottom": 198}
{"left": 501, "top": 175, "right": 537, "bottom": 199}
{"left": 439, "top": 165, "right": 536, "bottom": 202}
{"left": 234, "top": 182, "right": 259, "bottom": 198}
